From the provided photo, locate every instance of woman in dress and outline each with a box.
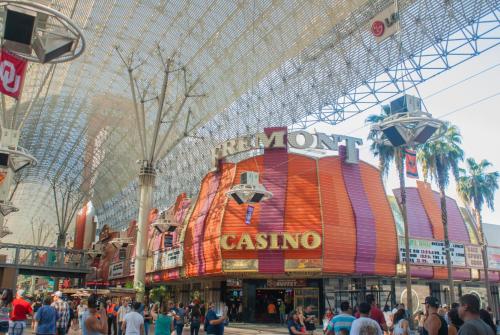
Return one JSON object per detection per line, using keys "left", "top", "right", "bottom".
{"left": 0, "top": 289, "right": 13, "bottom": 335}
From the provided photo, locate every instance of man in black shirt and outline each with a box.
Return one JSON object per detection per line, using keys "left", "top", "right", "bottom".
{"left": 303, "top": 305, "right": 316, "bottom": 335}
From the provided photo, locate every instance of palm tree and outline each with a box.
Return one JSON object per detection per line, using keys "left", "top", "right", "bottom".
{"left": 457, "top": 158, "right": 499, "bottom": 313}
{"left": 366, "top": 106, "right": 414, "bottom": 321}
{"left": 366, "top": 105, "right": 395, "bottom": 178}
{"left": 417, "top": 124, "right": 463, "bottom": 303}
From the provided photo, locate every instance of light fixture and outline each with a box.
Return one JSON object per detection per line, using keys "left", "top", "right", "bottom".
{"left": 109, "top": 237, "right": 133, "bottom": 249}
{"left": 152, "top": 210, "right": 180, "bottom": 233}
{"left": 0, "top": 1, "right": 85, "bottom": 63}
{"left": 226, "top": 171, "right": 272, "bottom": 205}
{"left": 371, "top": 95, "right": 447, "bottom": 147}
{"left": 0, "top": 200, "right": 18, "bottom": 216}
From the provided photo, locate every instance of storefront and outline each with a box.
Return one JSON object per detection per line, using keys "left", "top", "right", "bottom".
{"left": 90, "top": 127, "right": 499, "bottom": 322}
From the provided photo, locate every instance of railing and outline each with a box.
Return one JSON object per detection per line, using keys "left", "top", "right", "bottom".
{"left": 0, "top": 243, "right": 91, "bottom": 272}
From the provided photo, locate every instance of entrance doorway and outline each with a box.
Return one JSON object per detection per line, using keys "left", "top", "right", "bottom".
{"left": 255, "top": 288, "right": 293, "bottom": 323}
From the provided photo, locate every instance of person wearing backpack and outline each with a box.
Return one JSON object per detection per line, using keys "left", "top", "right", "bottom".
{"left": 189, "top": 305, "right": 201, "bottom": 335}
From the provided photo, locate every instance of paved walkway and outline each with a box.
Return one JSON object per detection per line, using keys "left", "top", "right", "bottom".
{"left": 27, "top": 323, "right": 292, "bottom": 335}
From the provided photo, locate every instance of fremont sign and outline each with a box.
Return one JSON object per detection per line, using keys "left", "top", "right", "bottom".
{"left": 212, "top": 129, "right": 362, "bottom": 168}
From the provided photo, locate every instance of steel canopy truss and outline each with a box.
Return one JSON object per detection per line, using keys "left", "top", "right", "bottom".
{"left": 0, "top": 0, "right": 497, "bottom": 236}
{"left": 97, "top": 0, "right": 500, "bottom": 228}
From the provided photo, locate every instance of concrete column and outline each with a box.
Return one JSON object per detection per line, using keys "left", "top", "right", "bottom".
{"left": 133, "top": 164, "right": 156, "bottom": 302}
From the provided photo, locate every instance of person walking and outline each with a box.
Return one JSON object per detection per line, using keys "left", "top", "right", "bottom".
{"left": 303, "top": 305, "right": 316, "bottom": 335}
{"left": 189, "top": 305, "right": 201, "bottom": 335}
{"left": 106, "top": 300, "right": 118, "bottom": 335}
{"left": 0, "top": 289, "right": 13, "bottom": 335}
{"left": 326, "top": 301, "right": 355, "bottom": 335}
{"left": 51, "top": 291, "right": 69, "bottom": 335}
{"left": 279, "top": 301, "right": 287, "bottom": 325}
{"left": 77, "top": 301, "right": 88, "bottom": 330}
{"left": 9, "top": 289, "right": 33, "bottom": 335}
{"left": 422, "top": 296, "right": 447, "bottom": 335}
{"left": 35, "top": 297, "right": 58, "bottom": 335}
{"left": 82, "top": 294, "right": 108, "bottom": 335}
{"left": 173, "top": 303, "right": 185, "bottom": 335}
{"left": 204, "top": 302, "right": 227, "bottom": 335}
{"left": 67, "top": 302, "right": 75, "bottom": 333}
{"left": 152, "top": 305, "right": 173, "bottom": 335}
{"left": 456, "top": 294, "right": 494, "bottom": 335}
{"left": 350, "top": 302, "right": 383, "bottom": 335}
{"left": 392, "top": 309, "right": 410, "bottom": 335}
{"left": 365, "top": 294, "right": 387, "bottom": 332}
{"left": 142, "top": 306, "right": 152, "bottom": 335}
{"left": 479, "top": 309, "right": 496, "bottom": 335}
{"left": 122, "top": 302, "right": 144, "bottom": 335}
{"left": 32, "top": 300, "right": 42, "bottom": 331}
{"left": 447, "top": 308, "right": 463, "bottom": 335}
{"left": 117, "top": 300, "right": 130, "bottom": 335}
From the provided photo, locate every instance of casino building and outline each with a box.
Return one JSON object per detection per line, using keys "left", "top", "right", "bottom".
{"left": 83, "top": 128, "right": 500, "bottom": 322}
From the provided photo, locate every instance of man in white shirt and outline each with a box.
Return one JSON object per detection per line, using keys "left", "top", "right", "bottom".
{"left": 350, "top": 302, "right": 383, "bottom": 335}
{"left": 122, "top": 302, "right": 144, "bottom": 335}
{"left": 117, "top": 300, "right": 131, "bottom": 335}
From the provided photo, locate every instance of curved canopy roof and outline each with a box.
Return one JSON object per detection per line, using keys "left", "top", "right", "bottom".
{"left": 2, "top": 0, "right": 498, "bottom": 241}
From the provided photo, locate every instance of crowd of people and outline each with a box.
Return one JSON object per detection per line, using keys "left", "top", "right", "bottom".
{"left": 0, "top": 289, "right": 229, "bottom": 335}
{"left": 295, "top": 293, "right": 497, "bottom": 335}
{"left": 0, "top": 288, "right": 497, "bottom": 335}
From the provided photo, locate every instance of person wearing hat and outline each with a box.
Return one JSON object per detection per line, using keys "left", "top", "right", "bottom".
{"left": 457, "top": 294, "right": 494, "bottom": 335}
{"left": 9, "top": 290, "right": 33, "bottom": 335}
{"left": 423, "top": 296, "right": 447, "bottom": 335}
{"left": 51, "top": 291, "right": 70, "bottom": 335}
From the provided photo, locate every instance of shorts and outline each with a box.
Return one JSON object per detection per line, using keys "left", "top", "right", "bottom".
{"left": 8, "top": 321, "right": 26, "bottom": 335}
{"left": 0, "top": 321, "right": 9, "bottom": 333}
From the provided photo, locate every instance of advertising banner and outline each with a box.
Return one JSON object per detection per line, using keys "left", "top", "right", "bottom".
{"left": 465, "top": 245, "right": 484, "bottom": 268}
{"left": 108, "top": 261, "right": 124, "bottom": 279}
{"left": 487, "top": 247, "right": 500, "bottom": 270}
{"left": 398, "top": 237, "right": 465, "bottom": 267}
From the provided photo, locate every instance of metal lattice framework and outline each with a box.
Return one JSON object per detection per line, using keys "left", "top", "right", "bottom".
{"left": 1, "top": 0, "right": 498, "bottom": 238}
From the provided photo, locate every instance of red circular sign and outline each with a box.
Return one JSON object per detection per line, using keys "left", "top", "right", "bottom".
{"left": 371, "top": 20, "right": 385, "bottom": 37}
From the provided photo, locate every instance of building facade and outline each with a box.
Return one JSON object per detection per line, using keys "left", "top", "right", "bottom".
{"left": 87, "top": 128, "right": 500, "bottom": 322}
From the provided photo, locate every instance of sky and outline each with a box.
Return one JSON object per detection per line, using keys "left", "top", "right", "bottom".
{"left": 311, "top": 46, "right": 500, "bottom": 225}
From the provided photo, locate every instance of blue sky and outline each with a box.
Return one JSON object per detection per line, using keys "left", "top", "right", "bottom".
{"left": 312, "top": 46, "right": 500, "bottom": 225}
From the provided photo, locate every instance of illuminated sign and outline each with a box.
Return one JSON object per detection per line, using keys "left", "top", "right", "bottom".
{"left": 212, "top": 129, "right": 362, "bottom": 168}
{"left": 221, "top": 231, "right": 321, "bottom": 250}
{"left": 398, "top": 237, "right": 465, "bottom": 267}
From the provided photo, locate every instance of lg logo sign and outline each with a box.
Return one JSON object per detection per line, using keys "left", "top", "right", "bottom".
{"left": 371, "top": 20, "right": 385, "bottom": 37}
{"left": 370, "top": 5, "right": 399, "bottom": 43}
{"left": 0, "top": 60, "right": 22, "bottom": 94}
{"left": 0, "top": 50, "right": 27, "bottom": 99}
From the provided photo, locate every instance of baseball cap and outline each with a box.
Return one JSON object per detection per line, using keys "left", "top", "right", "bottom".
{"left": 52, "top": 291, "right": 63, "bottom": 298}
{"left": 424, "top": 296, "right": 440, "bottom": 308}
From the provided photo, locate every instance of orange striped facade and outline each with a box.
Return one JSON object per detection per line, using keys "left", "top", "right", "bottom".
{"left": 180, "top": 153, "right": 398, "bottom": 278}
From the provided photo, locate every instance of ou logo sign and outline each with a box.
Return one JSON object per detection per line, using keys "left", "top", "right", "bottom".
{"left": 0, "top": 60, "right": 22, "bottom": 93}
{"left": 0, "top": 50, "right": 27, "bottom": 99}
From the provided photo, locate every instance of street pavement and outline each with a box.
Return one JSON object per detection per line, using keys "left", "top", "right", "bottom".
{"left": 28, "top": 323, "right": 292, "bottom": 335}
